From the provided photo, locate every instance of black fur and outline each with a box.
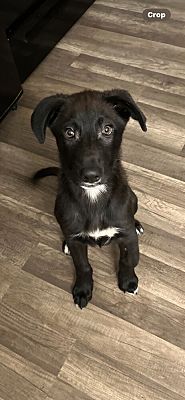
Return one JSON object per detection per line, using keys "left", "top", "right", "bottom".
{"left": 31, "top": 89, "right": 147, "bottom": 308}
{"left": 32, "top": 167, "right": 59, "bottom": 181}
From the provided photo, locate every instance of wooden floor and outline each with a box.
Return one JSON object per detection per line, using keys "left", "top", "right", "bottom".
{"left": 0, "top": 1, "right": 185, "bottom": 399}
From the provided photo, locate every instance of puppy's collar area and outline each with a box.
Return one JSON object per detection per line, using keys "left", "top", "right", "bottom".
{"left": 81, "top": 183, "right": 107, "bottom": 202}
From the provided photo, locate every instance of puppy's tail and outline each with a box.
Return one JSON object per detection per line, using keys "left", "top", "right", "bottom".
{"left": 32, "top": 167, "right": 59, "bottom": 182}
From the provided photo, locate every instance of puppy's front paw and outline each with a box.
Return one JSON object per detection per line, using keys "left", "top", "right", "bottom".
{"left": 73, "top": 279, "right": 93, "bottom": 309}
{"left": 118, "top": 274, "right": 138, "bottom": 295}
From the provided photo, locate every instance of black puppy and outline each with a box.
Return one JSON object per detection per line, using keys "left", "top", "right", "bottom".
{"left": 31, "top": 89, "right": 147, "bottom": 308}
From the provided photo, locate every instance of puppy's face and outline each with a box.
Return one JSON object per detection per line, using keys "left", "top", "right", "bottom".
{"left": 54, "top": 92, "right": 126, "bottom": 187}
{"left": 31, "top": 90, "right": 147, "bottom": 188}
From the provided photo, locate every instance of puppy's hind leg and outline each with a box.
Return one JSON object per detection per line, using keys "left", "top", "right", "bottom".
{"left": 62, "top": 240, "right": 71, "bottom": 256}
{"left": 130, "top": 188, "right": 144, "bottom": 236}
{"left": 135, "top": 220, "right": 144, "bottom": 236}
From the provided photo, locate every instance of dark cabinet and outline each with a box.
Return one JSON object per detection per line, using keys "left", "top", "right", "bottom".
{"left": 0, "top": 0, "right": 95, "bottom": 121}
{"left": 0, "top": 28, "right": 22, "bottom": 121}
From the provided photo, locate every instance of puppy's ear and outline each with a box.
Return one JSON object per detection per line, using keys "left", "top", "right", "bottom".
{"left": 31, "top": 94, "right": 67, "bottom": 143}
{"left": 103, "top": 89, "right": 147, "bottom": 132}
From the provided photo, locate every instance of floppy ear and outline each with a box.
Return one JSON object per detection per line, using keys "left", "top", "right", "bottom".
{"left": 31, "top": 94, "right": 67, "bottom": 143}
{"left": 103, "top": 89, "right": 147, "bottom": 132}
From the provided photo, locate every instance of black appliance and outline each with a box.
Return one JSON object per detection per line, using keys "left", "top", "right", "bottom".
{"left": 0, "top": 0, "right": 94, "bottom": 121}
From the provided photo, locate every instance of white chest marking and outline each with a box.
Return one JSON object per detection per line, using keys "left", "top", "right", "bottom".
{"left": 81, "top": 184, "right": 107, "bottom": 202}
{"left": 75, "top": 227, "right": 120, "bottom": 240}
{"left": 88, "top": 227, "right": 120, "bottom": 239}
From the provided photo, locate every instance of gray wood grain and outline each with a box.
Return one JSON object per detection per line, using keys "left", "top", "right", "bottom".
{"left": 0, "top": 0, "right": 185, "bottom": 399}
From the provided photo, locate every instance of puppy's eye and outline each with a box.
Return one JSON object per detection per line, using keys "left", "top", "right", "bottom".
{"left": 102, "top": 125, "right": 113, "bottom": 136}
{"left": 65, "top": 128, "right": 75, "bottom": 138}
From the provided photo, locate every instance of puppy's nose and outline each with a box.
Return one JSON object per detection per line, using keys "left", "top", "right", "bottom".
{"left": 83, "top": 170, "right": 100, "bottom": 184}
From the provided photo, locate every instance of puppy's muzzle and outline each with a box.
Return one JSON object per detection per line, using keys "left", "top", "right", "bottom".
{"left": 83, "top": 169, "right": 101, "bottom": 185}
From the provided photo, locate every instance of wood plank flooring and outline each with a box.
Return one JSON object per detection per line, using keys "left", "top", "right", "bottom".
{"left": 0, "top": 1, "right": 185, "bottom": 399}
